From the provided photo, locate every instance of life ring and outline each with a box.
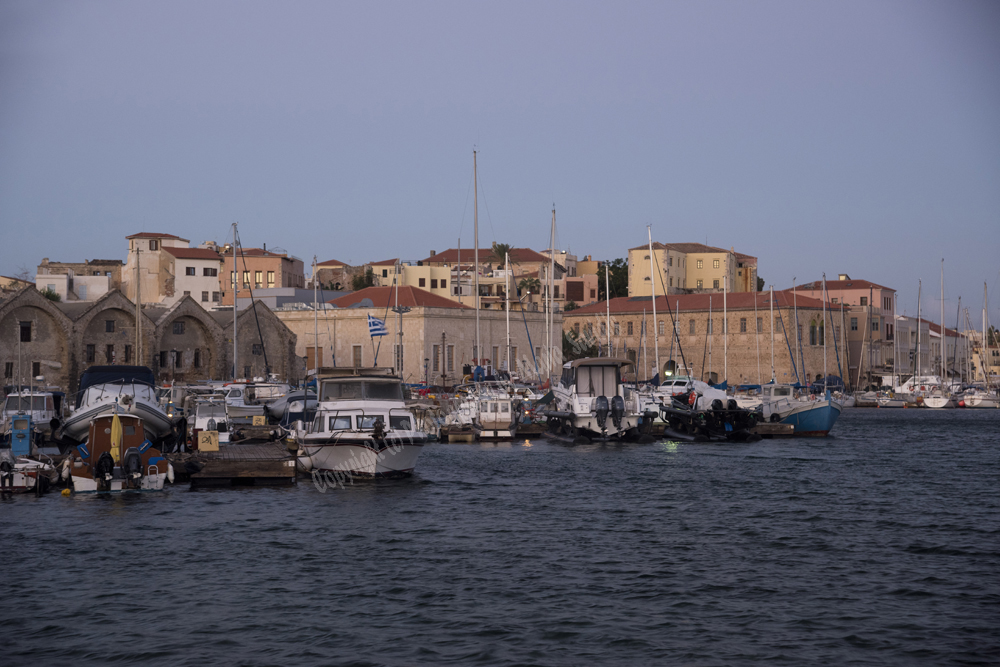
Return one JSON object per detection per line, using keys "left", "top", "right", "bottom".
{"left": 688, "top": 391, "right": 697, "bottom": 407}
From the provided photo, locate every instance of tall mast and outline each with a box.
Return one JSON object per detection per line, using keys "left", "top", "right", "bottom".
{"left": 232, "top": 222, "right": 238, "bottom": 381}
{"left": 916, "top": 279, "right": 922, "bottom": 380}
{"left": 892, "top": 288, "right": 898, "bottom": 390}
{"left": 754, "top": 284, "right": 761, "bottom": 385}
{"left": 473, "top": 151, "right": 480, "bottom": 364}
{"left": 505, "top": 251, "right": 511, "bottom": 376}
{"left": 642, "top": 310, "right": 647, "bottom": 382}
{"left": 395, "top": 259, "right": 402, "bottom": 375}
{"left": 940, "top": 258, "right": 945, "bottom": 385}
{"left": 822, "top": 274, "right": 828, "bottom": 391}
{"left": 985, "top": 282, "right": 989, "bottom": 389}
{"left": 605, "top": 261, "right": 611, "bottom": 354}
{"left": 723, "top": 274, "right": 727, "bottom": 383}
{"left": 769, "top": 285, "right": 775, "bottom": 382}
{"left": 792, "top": 278, "right": 803, "bottom": 384}
{"left": 549, "top": 207, "right": 556, "bottom": 378}
{"left": 647, "top": 226, "right": 659, "bottom": 382}
{"left": 954, "top": 296, "right": 961, "bottom": 385}
{"left": 708, "top": 295, "right": 713, "bottom": 382}
{"left": 135, "top": 246, "right": 141, "bottom": 367}
{"left": 457, "top": 238, "right": 462, "bottom": 305}
{"left": 313, "top": 256, "right": 319, "bottom": 373}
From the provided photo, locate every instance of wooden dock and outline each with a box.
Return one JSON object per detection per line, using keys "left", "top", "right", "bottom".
{"left": 166, "top": 442, "right": 297, "bottom": 488}
{"left": 751, "top": 422, "right": 795, "bottom": 437}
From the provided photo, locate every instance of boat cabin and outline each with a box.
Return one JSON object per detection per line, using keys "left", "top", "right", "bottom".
{"left": 559, "top": 358, "right": 631, "bottom": 398}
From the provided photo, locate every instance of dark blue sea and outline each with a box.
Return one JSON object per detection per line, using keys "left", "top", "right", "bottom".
{"left": 2, "top": 409, "right": 999, "bottom": 666}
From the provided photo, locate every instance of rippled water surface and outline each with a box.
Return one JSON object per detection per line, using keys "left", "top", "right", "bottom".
{"left": 2, "top": 409, "right": 999, "bottom": 666}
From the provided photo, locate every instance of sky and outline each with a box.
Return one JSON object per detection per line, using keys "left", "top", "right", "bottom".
{"left": 1, "top": 0, "right": 998, "bottom": 327}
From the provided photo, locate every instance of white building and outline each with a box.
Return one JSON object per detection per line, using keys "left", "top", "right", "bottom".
{"left": 34, "top": 271, "right": 110, "bottom": 302}
{"left": 122, "top": 232, "right": 223, "bottom": 308}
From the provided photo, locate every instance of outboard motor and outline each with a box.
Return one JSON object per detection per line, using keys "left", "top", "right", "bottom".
{"left": 610, "top": 395, "right": 625, "bottom": 429}
{"left": 94, "top": 451, "right": 115, "bottom": 491}
{"left": 727, "top": 399, "right": 738, "bottom": 411}
{"left": 0, "top": 452, "right": 14, "bottom": 490}
{"left": 711, "top": 399, "right": 724, "bottom": 412}
{"left": 122, "top": 447, "right": 143, "bottom": 484}
{"left": 595, "top": 396, "right": 610, "bottom": 430}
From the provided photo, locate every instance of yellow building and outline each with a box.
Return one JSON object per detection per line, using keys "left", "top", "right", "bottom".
{"left": 627, "top": 242, "right": 757, "bottom": 297}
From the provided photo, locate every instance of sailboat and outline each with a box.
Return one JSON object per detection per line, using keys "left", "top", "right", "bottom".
{"left": 924, "top": 260, "right": 955, "bottom": 408}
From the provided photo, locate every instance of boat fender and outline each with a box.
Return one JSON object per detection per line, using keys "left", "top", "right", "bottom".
{"left": 61, "top": 456, "right": 72, "bottom": 481}
{"left": 95, "top": 452, "right": 115, "bottom": 481}
{"left": 61, "top": 488, "right": 71, "bottom": 497}
{"left": 595, "top": 396, "right": 610, "bottom": 429}
{"left": 166, "top": 463, "right": 175, "bottom": 484}
{"left": 769, "top": 413, "right": 781, "bottom": 423}
{"left": 611, "top": 395, "right": 625, "bottom": 429}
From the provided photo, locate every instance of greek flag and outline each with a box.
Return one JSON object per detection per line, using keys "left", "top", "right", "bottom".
{"left": 368, "top": 314, "right": 388, "bottom": 337}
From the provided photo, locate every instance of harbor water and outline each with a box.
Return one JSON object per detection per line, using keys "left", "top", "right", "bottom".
{"left": 2, "top": 409, "right": 998, "bottom": 665}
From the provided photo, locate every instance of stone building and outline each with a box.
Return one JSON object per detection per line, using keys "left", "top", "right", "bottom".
{"left": 627, "top": 242, "right": 758, "bottom": 297}
{"left": 220, "top": 247, "right": 305, "bottom": 305}
{"left": 273, "top": 285, "right": 560, "bottom": 385}
{"left": 562, "top": 291, "right": 843, "bottom": 386}
{"left": 0, "top": 287, "right": 299, "bottom": 398}
{"left": 35, "top": 258, "right": 123, "bottom": 302}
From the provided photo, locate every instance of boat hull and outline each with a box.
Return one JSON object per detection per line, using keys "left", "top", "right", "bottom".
{"left": 299, "top": 433, "right": 426, "bottom": 477}
{"left": 923, "top": 396, "right": 955, "bottom": 409}
{"left": 70, "top": 471, "right": 168, "bottom": 493}
{"left": 63, "top": 399, "right": 173, "bottom": 442}
{"left": 778, "top": 400, "right": 842, "bottom": 437}
{"left": 963, "top": 394, "right": 1000, "bottom": 409}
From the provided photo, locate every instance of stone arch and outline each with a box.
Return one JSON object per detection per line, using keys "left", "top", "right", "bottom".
{"left": 152, "top": 296, "right": 225, "bottom": 382}
{"left": 0, "top": 288, "right": 74, "bottom": 393}
{"left": 225, "top": 301, "right": 299, "bottom": 383}
{"left": 69, "top": 290, "right": 156, "bottom": 378}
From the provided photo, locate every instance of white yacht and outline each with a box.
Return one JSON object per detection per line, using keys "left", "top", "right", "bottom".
{"left": 297, "top": 368, "right": 428, "bottom": 478}
{"left": 190, "top": 397, "right": 231, "bottom": 443}
{"left": 61, "top": 366, "right": 173, "bottom": 443}
{"left": 960, "top": 388, "right": 1000, "bottom": 409}
{"left": 2, "top": 391, "right": 61, "bottom": 439}
{"left": 544, "top": 358, "right": 643, "bottom": 441}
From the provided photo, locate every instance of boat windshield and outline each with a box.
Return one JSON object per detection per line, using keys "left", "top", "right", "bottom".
{"left": 320, "top": 380, "right": 402, "bottom": 401}
{"left": 389, "top": 415, "right": 411, "bottom": 430}
{"left": 197, "top": 403, "right": 227, "bottom": 419}
{"left": 3, "top": 396, "right": 50, "bottom": 411}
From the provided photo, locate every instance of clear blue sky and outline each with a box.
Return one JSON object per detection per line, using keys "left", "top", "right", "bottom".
{"left": 2, "top": 0, "right": 998, "bottom": 326}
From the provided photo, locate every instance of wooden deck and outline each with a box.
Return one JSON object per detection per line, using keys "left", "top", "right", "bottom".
{"left": 167, "top": 442, "right": 297, "bottom": 488}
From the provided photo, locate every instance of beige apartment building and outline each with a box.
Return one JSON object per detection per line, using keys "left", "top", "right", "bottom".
{"left": 627, "top": 242, "right": 758, "bottom": 297}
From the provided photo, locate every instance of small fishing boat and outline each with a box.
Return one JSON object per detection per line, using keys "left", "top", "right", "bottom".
{"left": 760, "top": 384, "right": 842, "bottom": 436}
{"left": 65, "top": 411, "right": 174, "bottom": 493}
{"left": 0, "top": 412, "right": 58, "bottom": 493}
{"left": 190, "top": 397, "right": 231, "bottom": 444}
{"left": 297, "top": 368, "right": 428, "bottom": 477}
{"left": 544, "top": 358, "right": 644, "bottom": 442}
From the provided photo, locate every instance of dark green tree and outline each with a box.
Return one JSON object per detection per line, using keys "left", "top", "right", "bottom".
{"left": 351, "top": 267, "right": 375, "bottom": 291}
{"left": 564, "top": 301, "right": 578, "bottom": 311}
{"left": 597, "top": 258, "right": 628, "bottom": 300}
{"left": 563, "top": 329, "right": 598, "bottom": 361}
{"left": 756, "top": 276, "right": 765, "bottom": 291}
{"left": 491, "top": 242, "right": 513, "bottom": 269}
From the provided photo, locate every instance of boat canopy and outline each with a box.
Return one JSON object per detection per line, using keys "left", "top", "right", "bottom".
{"left": 76, "top": 366, "right": 155, "bottom": 407}
{"left": 563, "top": 357, "right": 634, "bottom": 369}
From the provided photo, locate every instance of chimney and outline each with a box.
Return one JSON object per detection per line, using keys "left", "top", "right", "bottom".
{"left": 430, "top": 250, "right": 436, "bottom": 257}
{"left": 263, "top": 243, "right": 267, "bottom": 252}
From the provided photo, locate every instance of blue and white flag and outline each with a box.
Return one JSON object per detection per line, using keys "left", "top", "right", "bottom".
{"left": 368, "top": 314, "right": 388, "bottom": 337}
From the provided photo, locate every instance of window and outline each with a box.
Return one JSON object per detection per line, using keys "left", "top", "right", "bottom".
{"left": 658, "top": 321, "right": 665, "bottom": 336}
{"left": 740, "top": 318, "right": 747, "bottom": 333}
{"left": 860, "top": 297, "right": 868, "bottom": 306}
{"left": 872, "top": 318, "right": 879, "bottom": 332}
{"left": 328, "top": 416, "right": 352, "bottom": 431}
{"left": 441, "top": 279, "right": 447, "bottom": 289}
{"left": 267, "top": 271, "right": 275, "bottom": 288}
{"left": 124, "top": 345, "right": 132, "bottom": 363}
{"left": 757, "top": 317, "right": 763, "bottom": 333}
{"left": 696, "top": 259, "right": 703, "bottom": 269}
{"left": 106, "top": 320, "right": 115, "bottom": 333}
{"left": 244, "top": 366, "right": 250, "bottom": 378}
{"left": 194, "top": 349, "right": 201, "bottom": 368}
{"left": 492, "top": 345, "right": 500, "bottom": 364}
{"left": 255, "top": 271, "right": 262, "bottom": 288}
{"left": 203, "top": 267, "right": 218, "bottom": 277}
{"left": 185, "top": 267, "right": 196, "bottom": 276}
{"left": 590, "top": 289, "right": 595, "bottom": 299}
{"left": 713, "top": 279, "right": 720, "bottom": 289}
{"left": 173, "top": 322, "right": 185, "bottom": 335}
{"left": 419, "top": 278, "right": 426, "bottom": 287}
{"left": 3, "top": 362, "right": 12, "bottom": 378}
{"left": 212, "top": 292, "right": 220, "bottom": 302}
{"left": 689, "top": 319, "right": 696, "bottom": 334}
{"left": 243, "top": 271, "right": 250, "bottom": 287}
{"left": 430, "top": 279, "right": 438, "bottom": 289}
{"left": 447, "top": 345, "right": 455, "bottom": 372}
{"left": 149, "top": 240, "right": 158, "bottom": 250}
{"left": 696, "top": 279, "right": 703, "bottom": 289}
{"left": 382, "top": 269, "right": 388, "bottom": 278}
{"left": 105, "top": 344, "right": 114, "bottom": 363}
{"left": 851, "top": 317, "right": 858, "bottom": 331}
{"left": 669, "top": 277, "right": 673, "bottom": 287}
{"left": 252, "top": 344, "right": 263, "bottom": 356}
{"left": 31, "top": 361, "right": 40, "bottom": 377}
{"left": 231, "top": 272, "right": 236, "bottom": 288}
{"left": 183, "top": 291, "right": 191, "bottom": 297}
{"left": 627, "top": 321, "right": 633, "bottom": 335}
{"left": 554, "top": 285, "right": 560, "bottom": 298}
{"left": 600, "top": 322, "right": 606, "bottom": 336}
{"left": 352, "top": 345, "right": 362, "bottom": 368}
{"left": 432, "top": 345, "right": 440, "bottom": 372}
{"left": 173, "top": 350, "right": 182, "bottom": 368}
{"left": 614, "top": 322, "right": 620, "bottom": 335}
{"left": 19, "top": 322, "right": 30, "bottom": 343}
{"left": 831, "top": 297, "right": 838, "bottom": 304}
{"left": 713, "top": 259, "right": 720, "bottom": 269}
{"left": 810, "top": 323, "right": 817, "bottom": 346}
{"left": 668, "top": 257, "right": 673, "bottom": 266}
{"left": 159, "top": 351, "right": 167, "bottom": 367}
{"left": 707, "top": 319, "right": 713, "bottom": 334}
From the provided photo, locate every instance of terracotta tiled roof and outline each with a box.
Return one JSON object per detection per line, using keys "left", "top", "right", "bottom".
{"left": 421, "top": 247, "right": 551, "bottom": 265}
{"left": 317, "top": 259, "right": 349, "bottom": 267}
{"left": 922, "top": 320, "right": 964, "bottom": 338}
{"left": 126, "top": 232, "right": 189, "bottom": 241}
{"left": 627, "top": 241, "right": 744, "bottom": 255}
{"left": 797, "top": 278, "right": 894, "bottom": 292}
{"left": 369, "top": 258, "right": 399, "bottom": 266}
{"left": 565, "top": 290, "right": 832, "bottom": 316}
{"left": 163, "top": 247, "right": 222, "bottom": 261}
{"left": 221, "top": 247, "right": 287, "bottom": 258}
{"left": 328, "top": 286, "right": 471, "bottom": 309}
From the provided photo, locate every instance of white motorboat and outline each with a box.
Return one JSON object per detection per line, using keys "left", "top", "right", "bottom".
{"left": 61, "top": 366, "right": 174, "bottom": 443}
{"left": 297, "top": 368, "right": 428, "bottom": 478}
{"left": 473, "top": 382, "right": 522, "bottom": 439}
{"left": 876, "top": 392, "right": 907, "bottom": 408}
{"left": 1, "top": 413, "right": 58, "bottom": 493}
{"left": 2, "top": 391, "right": 61, "bottom": 437}
{"left": 65, "top": 411, "right": 173, "bottom": 493}
{"left": 832, "top": 391, "right": 856, "bottom": 408}
{"left": 760, "top": 384, "right": 842, "bottom": 436}
{"left": 544, "top": 358, "right": 644, "bottom": 441}
{"left": 190, "top": 398, "right": 231, "bottom": 444}
{"left": 220, "top": 383, "right": 267, "bottom": 419}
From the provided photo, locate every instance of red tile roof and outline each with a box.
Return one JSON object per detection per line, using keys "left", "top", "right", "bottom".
{"left": 797, "top": 278, "right": 894, "bottom": 292}
{"left": 565, "top": 290, "right": 832, "bottom": 316}
{"left": 369, "top": 258, "right": 399, "bottom": 266}
{"left": 328, "top": 286, "right": 471, "bottom": 309}
{"left": 422, "top": 247, "right": 551, "bottom": 265}
{"left": 163, "top": 247, "right": 223, "bottom": 261}
{"left": 126, "top": 232, "right": 189, "bottom": 241}
{"left": 318, "top": 259, "right": 349, "bottom": 267}
{"left": 628, "top": 241, "right": 737, "bottom": 254}
{"left": 922, "top": 320, "right": 964, "bottom": 338}
{"left": 221, "top": 247, "right": 288, "bottom": 258}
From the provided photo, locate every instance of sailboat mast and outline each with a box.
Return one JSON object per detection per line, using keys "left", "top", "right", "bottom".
{"left": 457, "top": 238, "right": 462, "bottom": 305}
{"left": 940, "top": 259, "right": 945, "bottom": 385}
{"left": 135, "top": 247, "right": 142, "bottom": 367}
{"left": 473, "top": 151, "right": 480, "bottom": 364}
{"left": 395, "top": 260, "right": 402, "bottom": 375}
{"left": 916, "top": 279, "right": 922, "bottom": 381}
{"left": 647, "top": 226, "right": 659, "bottom": 382}
{"left": 708, "top": 295, "right": 713, "bottom": 381}
{"left": 893, "top": 288, "right": 898, "bottom": 390}
{"left": 985, "top": 282, "right": 989, "bottom": 390}
{"left": 769, "top": 285, "right": 775, "bottom": 382}
{"left": 822, "top": 274, "right": 828, "bottom": 390}
{"left": 605, "top": 261, "right": 611, "bottom": 354}
{"left": 313, "top": 256, "right": 319, "bottom": 373}
{"left": 723, "top": 274, "right": 727, "bottom": 383}
{"left": 505, "top": 252, "right": 511, "bottom": 376}
{"left": 549, "top": 207, "right": 556, "bottom": 379}
{"left": 232, "top": 222, "right": 239, "bottom": 381}
{"left": 754, "top": 285, "right": 761, "bottom": 385}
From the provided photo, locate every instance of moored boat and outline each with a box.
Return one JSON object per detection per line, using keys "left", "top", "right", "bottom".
{"left": 61, "top": 366, "right": 173, "bottom": 444}
{"left": 544, "top": 358, "right": 644, "bottom": 442}
{"left": 65, "top": 411, "right": 173, "bottom": 493}
{"left": 760, "top": 384, "right": 842, "bottom": 436}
